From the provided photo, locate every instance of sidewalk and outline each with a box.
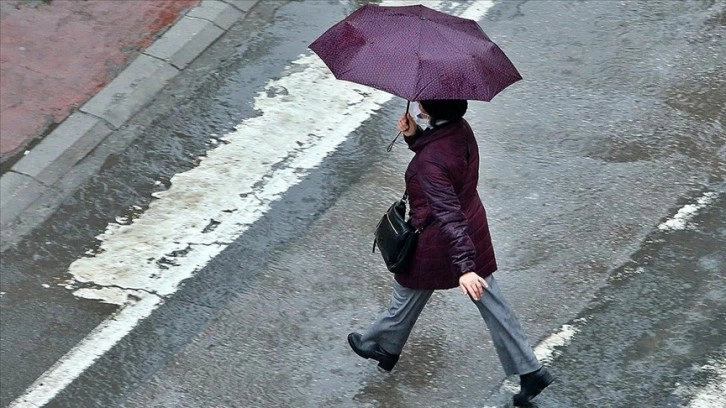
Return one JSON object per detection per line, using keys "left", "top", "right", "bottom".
{"left": 0, "top": 0, "right": 259, "bottom": 245}
{"left": 0, "top": 0, "right": 199, "bottom": 163}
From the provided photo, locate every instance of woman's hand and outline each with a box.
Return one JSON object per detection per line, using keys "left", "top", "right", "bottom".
{"left": 459, "top": 272, "right": 488, "bottom": 301}
{"left": 396, "top": 113, "right": 418, "bottom": 137}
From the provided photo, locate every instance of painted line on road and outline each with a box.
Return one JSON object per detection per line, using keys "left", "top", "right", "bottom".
{"left": 673, "top": 351, "right": 726, "bottom": 408}
{"left": 658, "top": 191, "right": 718, "bottom": 231}
{"left": 497, "top": 319, "right": 585, "bottom": 394}
{"left": 9, "top": 296, "right": 161, "bottom": 408}
{"left": 492, "top": 188, "right": 722, "bottom": 401}
{"left": 495, "top": 319, "right": 726, "bottom": 405}
{"left": 9, "top": 1, "right": 495, "bottom": 406}
{"left": 532, "top": 321, "right": 582, "bottom": 364}
{"left": 10, "top": 50, "right": 390, "bottom": 408}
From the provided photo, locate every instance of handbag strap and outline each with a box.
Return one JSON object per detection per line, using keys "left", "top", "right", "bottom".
{"left": 402, "top": 189, "right": 408, "bottom": 202}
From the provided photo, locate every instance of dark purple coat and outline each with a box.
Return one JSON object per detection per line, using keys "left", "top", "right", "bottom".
{"left": 394, "top": 119, "right": 497, "bottom": 290}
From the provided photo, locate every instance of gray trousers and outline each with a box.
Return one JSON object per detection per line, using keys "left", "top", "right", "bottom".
{"left": 360, "top": 275, "right": 541, "bottom": 376}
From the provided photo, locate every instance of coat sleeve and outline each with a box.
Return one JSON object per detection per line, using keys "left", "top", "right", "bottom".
{"left": 419, "top": 158, "right": 476, "bottom": 276}
{"left": 404, "top": 126, "right": 424, "bottom": 149}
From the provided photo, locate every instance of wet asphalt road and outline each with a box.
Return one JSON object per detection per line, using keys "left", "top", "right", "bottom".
{"left": 1, "top": 0, "right": 724, "bottom": 407}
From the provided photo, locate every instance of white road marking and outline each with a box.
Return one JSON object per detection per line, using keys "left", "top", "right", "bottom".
{"left": 9, "top": 295, "right": 161, "bottom": 408}
{"left": 658, "top": 191, "right": 718, "bottom": 231}
{"left": 10, "top": 1, "right": 498, "bottom": 407}
{"left": 499, "top": 319, "right": 585, "bottom": 394}
{"left": 66, "top": 54, "right": 391, "bottom": 301}
{"left": 459, "top": 0, "right": 494, "bottom": 20}
{"left": 533, "top": 321, "right": 581, "bottom": 364}
{"left": 495, "top": 194, "right": 720, "bottom": 398}
{"left": 674, "top": 352, "right": 726, "bottom": 408}
{"left": 499, "top": 325, "right": 726, "bottom": 408}
{"left": 11, "top": 51, "right": 390, "bottom": 407}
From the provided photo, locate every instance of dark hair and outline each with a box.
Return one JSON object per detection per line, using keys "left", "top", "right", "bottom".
{"left": 419, "top": 99, "right": 468, "bottom": 122}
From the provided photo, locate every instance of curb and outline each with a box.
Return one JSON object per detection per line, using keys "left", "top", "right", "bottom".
{"left": 0, "top": 0, "right": 259, "bottom": 246}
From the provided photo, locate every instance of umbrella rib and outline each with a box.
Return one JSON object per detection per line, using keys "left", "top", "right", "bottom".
{"left": 309, "top": 4, "right": 522, "bottom": 102}
{"left": 413, "top": 23, "right": 469, "bottom": 101}
{"left": 431, "top": 23, "right": 470, "bottom": 57}
{"left": 413, "top": 16, "right": 424, "bottom": 102}
{"left": 413, "top": 77, "right": 438, "bottom": 101}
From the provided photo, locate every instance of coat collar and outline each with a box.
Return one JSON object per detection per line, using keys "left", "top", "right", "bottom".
{"left": 408, "top": 119, "right": 463, "bottom": 152}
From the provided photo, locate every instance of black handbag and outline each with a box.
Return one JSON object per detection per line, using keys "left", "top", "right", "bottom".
{"left": 372, "top": 191, "right": 420, "bottom": 274}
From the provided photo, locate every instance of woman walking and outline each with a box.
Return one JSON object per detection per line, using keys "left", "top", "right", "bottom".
{"left": 348, "top": 99, "right": 553, "bottom": 406}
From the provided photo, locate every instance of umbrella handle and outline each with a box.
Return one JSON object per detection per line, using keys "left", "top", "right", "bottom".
{"left": 386, "top": 101, "right": 411, "bottom": 152}
{"left": 386, "top": 132, "right": 402, "bottom": 152}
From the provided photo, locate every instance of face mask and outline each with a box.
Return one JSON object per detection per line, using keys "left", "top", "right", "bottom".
{"left": 411, "top": 103, "right": 429, "bottom": 127}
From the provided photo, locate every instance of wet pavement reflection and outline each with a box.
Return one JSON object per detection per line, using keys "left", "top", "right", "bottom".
{"left": 1, "top": 0, "right": 724, "bottom": 407}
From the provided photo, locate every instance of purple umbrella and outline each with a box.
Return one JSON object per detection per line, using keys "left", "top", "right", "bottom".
{"left": 309, "top": 3, "right": 522, "bottom": 102}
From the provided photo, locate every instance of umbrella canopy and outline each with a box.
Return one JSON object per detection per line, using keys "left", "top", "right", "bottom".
{"left": 309, "top": 4, "right": 522, "bottom": 102}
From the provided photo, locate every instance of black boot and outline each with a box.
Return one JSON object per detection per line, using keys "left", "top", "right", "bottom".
{"left": 347, "top": 332, "right": 399, "bottom": 371}
{"left": 513, "top": 366, "right": 554, "bottom": 406}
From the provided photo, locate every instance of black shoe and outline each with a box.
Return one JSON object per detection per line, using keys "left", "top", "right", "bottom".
{"left": 347, "top": 332, "right": 399, "bottom": 371}
{"left": 513, "top": 366, "right": 554, "bottom": 406}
